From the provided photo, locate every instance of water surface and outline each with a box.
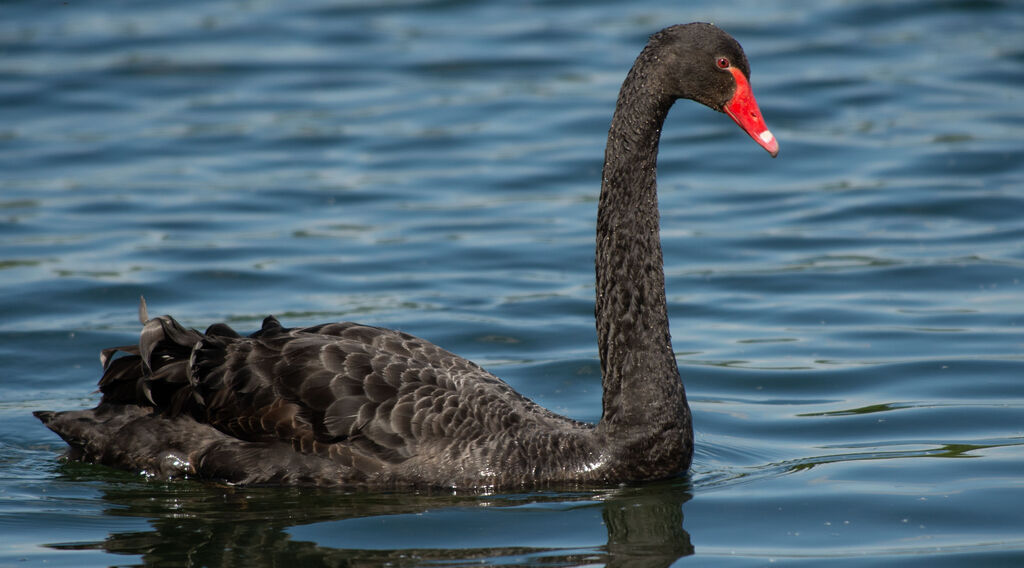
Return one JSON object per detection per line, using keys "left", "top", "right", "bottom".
{"left": 2, "top": 0, "right": 1023, "bottom": 565}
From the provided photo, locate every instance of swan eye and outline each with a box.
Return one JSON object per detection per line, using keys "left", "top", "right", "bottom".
{"left": 716, "top": 57, "right": 730, "bottom": 69}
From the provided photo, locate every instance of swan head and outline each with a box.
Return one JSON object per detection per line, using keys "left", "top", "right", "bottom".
{"left": 647, "top": 23, "right": 779, "bottom": 157}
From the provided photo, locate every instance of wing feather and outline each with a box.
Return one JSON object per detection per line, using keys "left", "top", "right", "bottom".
{"left": 45, "top": 313, "right": 584, "bottom": 485}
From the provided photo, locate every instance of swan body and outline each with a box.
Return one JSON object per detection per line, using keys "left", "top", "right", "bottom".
{"left": 36, "top": 23, "right": 777, "bottom": 488}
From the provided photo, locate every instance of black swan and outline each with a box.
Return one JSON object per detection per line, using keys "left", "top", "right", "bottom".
{"left": 35, "top": 23, "right": 777, "bottom": 488}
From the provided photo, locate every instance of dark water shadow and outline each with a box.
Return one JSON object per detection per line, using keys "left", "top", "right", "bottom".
{"left": 44, "top": 468, "right": 693, "bottom": 567}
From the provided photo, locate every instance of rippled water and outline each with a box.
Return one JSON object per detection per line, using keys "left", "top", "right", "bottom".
{"left": 3, "top": 0, "right": 1023, "bottom": 565}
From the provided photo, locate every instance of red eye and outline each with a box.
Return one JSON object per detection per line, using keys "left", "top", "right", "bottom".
{"left": 717, "top": 57, "right": 730, "bottom": 69}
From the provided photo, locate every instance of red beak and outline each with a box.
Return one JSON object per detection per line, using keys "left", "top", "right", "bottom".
{"left": 723, "top": 67, "right": 779, "bottom": 157}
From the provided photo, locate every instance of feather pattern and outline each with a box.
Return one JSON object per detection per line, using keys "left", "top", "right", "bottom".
{"left": 40, "top": 314, "right": 603, "bottom": 487}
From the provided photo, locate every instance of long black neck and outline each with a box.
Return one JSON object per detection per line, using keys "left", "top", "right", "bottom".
{"left": 594, "top": 51, "right": 690, "bottom": 440}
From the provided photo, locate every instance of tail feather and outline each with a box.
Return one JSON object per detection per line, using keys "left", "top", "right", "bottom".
{"left": 34, "top": 307, "right": 359, "bottom": 484}
{"left": 34, "top": 404, "right": 214, "bottom": 479}
{"left": 91, "top": 314, "right": 222, "bottom": 413}
{"left": 139, "top": 316, "right": 203, "bottom": 375}
{"left": 96, "top": 353, "right": 148, "bottom": 405}
{"left": 34, "top": 405, "right": 356, "bottom": 484}
{"left": 138, "top": 295, "right": 148, "bottom": 324}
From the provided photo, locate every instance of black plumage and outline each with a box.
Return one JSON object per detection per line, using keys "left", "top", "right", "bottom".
{"left": 35, "top": 23, "right": 777, "bottom": 488}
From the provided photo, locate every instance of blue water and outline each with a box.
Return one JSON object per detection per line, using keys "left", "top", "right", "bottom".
{"left": 2, "top": 0, "right": 1023, "bottom": 565}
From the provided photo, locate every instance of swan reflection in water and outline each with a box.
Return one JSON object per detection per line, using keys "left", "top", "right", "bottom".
{"left": 45, "top": 471, "right": 692, "bottom": 567}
